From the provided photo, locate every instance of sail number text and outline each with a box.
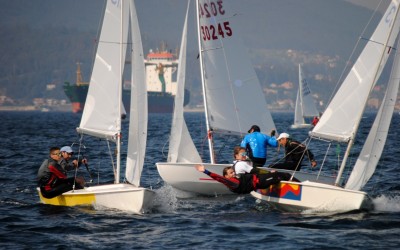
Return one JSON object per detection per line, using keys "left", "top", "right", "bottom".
{"left": 200, "top": 22, "right": 232, "bottom": 41}
{"left": 199, "top": 0, "right": 233, "bottom": 41}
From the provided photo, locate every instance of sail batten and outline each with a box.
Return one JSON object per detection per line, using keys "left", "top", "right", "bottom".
{"left": 76, "top": 127, "right": 118, "bottom": 141}
{"left": 309, "top": 131, "right": 351, "bottom": 143}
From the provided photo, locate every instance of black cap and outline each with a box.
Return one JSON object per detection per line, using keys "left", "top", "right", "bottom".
{"left": 248, "top": 125, "right": 260, "bottom": 133}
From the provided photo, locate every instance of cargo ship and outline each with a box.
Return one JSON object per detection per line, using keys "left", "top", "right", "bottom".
{"left": 63, "top": 46, "right": 189, "bottom": 113}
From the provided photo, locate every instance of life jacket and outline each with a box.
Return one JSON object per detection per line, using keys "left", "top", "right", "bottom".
{"left": 39, "top": 159, "right": 67, "bottom": 190}
{"left": 230, "top": 173, "right": 256, "bottom": 194}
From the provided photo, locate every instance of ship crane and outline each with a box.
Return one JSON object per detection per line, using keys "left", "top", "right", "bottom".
{"left": 75, "top": 62, "right": 89, "bottom": 86}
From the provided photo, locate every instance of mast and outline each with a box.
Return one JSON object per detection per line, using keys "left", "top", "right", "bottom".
{"left": 196, "top": 0, "right": 215, "bottom": 163}
{"left": 298, "top": 64, "right": 305, "bottom": 124}
{"left": 115, "top": 0, "right": 124, "bottom": 184}
{"left": 335, "top": 4, "right": 400, "bottom": 186}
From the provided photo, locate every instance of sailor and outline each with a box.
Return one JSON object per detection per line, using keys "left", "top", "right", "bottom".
{"left": 240, "top": 125, "right": 278, "bottom": 167}
{"left": 37, "top": 147, "right": 85, "bottom": 199}
{"left": 269, "top": 133, "right": 317, "bottom": 171}
{"left": 195, "top": 165, "right": 297, "bottom": 194}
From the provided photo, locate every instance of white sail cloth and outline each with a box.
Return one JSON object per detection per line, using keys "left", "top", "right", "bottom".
{"left": 311, "top": 1, "right": 400, "bottom": 142}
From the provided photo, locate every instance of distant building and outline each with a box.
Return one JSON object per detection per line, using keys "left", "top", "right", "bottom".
{"left": 46, "top": 83, "right": 56, "bottom": 90}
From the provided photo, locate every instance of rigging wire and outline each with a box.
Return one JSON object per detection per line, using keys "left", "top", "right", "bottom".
{"left": 325, "top": 0, "right": 386, "bottom": 110}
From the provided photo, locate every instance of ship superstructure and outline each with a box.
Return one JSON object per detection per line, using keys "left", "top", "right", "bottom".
{"left": 145, "top": 43, "right": 178, "bottom": 95}
{"left": 63, "top": 44, "right": 189, "bottom": 113}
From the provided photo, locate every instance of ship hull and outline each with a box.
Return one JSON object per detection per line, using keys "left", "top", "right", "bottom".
{"left": 63, "top": 83, "right": 190, "bottom": 113}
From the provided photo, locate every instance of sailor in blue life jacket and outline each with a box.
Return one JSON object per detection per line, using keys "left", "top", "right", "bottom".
{"left": 240, "top": 125, "right": 278, "bottom": 167}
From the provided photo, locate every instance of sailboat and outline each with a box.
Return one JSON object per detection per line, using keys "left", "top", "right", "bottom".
{"left": 251, "top": 0, "right": 400, "bottom": 212}
{"left": 37, "top": 0, "right": 155, "bottom": 213}
{"left": 156, "top": 0, "right": 277, "bottom": 197}
{"left": 290, "top": 64, "right": 319, "bottom": 129}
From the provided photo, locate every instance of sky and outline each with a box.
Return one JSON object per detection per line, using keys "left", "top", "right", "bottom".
{"left": 346, "top": 0, "right": 387, "bottom": 11}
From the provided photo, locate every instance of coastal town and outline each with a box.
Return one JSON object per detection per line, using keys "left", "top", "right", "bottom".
{"left": 1, "top": 77, "right": 399, "bottom": 113}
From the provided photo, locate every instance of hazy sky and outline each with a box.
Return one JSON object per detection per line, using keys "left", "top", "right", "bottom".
{"left": 346, "top": 0, "right": 389, "bottom": 12}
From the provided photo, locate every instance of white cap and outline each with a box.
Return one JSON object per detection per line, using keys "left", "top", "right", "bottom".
{"left": 60, "top": 146, "right": 73, "bottom": 153}
{"left": 277, "top": 133, "right": 290, "bottom": 140}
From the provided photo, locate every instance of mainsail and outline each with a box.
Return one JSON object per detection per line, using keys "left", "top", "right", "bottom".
{"left": 197, "top": 1, "right": 275, "bottom": 137}
{"left": 77, "top": 1, "right": 129, "bottom": 141}
{"left": 311, "top": 2, "right": 400, "bottom": 142}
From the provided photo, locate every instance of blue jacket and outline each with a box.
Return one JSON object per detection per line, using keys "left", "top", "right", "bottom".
{"left": 240, "top": 132, "right": 278, "bottom": 158}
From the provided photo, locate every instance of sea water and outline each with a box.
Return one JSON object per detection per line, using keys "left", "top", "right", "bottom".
{"left": 0, "top": 111, "right": 399, "bottom": 249}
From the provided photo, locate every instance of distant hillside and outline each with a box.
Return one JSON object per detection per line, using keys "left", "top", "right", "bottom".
{"left": 0, "top": 0, "right": 393, "bottom": 110}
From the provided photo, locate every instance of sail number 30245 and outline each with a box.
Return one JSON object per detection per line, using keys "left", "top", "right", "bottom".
{"left": 199, "top": 0, "right": 233, "bottom": 41}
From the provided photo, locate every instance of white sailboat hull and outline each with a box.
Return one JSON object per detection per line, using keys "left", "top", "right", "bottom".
{"left": 37, "top": 183, "right": 155, "bottom": 214}
{"left": 156, "top": 162, "right": 233, "bottom": 196}
{"left": 156, "top": 162, "right": 338, "bottom": 197}
{"left": 290, "top": 123, "right": 313, "bottom": 129}
{"left": 251, "top": 181, "right": 371, "bottom": 213}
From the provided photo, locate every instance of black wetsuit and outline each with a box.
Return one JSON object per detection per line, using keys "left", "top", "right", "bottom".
{"left": 203, "top": 170, "right": 294, "bottom": 194}
{"left": 37, "top": 158, "right": 83, "bottom": 199}
{"left": 270, "top": 139, "right": 315, "bottom": 171}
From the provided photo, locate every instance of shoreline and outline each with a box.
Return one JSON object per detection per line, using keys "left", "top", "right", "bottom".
{"left": 0, "top": 106, "right": 392, "bottom": 114}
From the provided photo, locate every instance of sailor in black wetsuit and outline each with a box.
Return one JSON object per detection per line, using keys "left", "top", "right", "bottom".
{"left": 37, "top": 147, "right": 85, "bottom": 199}
{"left": 195, "top": 165, "right": 297, "bottom": 194}
{"left": 269, "top": 133, "right": 317, "bottom": 171}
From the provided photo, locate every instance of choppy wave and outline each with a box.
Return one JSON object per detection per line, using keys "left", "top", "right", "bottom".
{"left": 372, "top": 194, "right": 400, "bottom": 212}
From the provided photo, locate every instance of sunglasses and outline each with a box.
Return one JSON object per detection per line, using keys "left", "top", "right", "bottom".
{"left": 240, "top": 152, "right": 247, "bottom": 156}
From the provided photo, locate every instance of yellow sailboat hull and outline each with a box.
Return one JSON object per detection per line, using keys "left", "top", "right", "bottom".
{"left": 37, "top": 183, "right": 155, "bottom": 214}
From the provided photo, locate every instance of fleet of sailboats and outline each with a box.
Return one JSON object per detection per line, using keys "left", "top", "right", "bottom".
{"left": 37, "top": 0, "right": 399, "bottom": 214}
{"left": 37, "top": 0, "right": 155, "bottom": 213}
